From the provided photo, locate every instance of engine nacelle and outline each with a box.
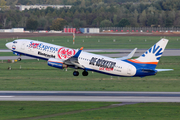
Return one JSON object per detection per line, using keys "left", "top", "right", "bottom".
{"left": 47, "top": 58, "right": 67, "bottom": 69}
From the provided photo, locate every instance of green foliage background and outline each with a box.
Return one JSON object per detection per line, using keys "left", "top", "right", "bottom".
{"left": 1, "top": 0, "right": 180, "bottom": 29}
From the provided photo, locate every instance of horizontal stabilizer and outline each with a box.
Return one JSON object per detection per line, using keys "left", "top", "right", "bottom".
{"left": 117, "top": 48, "right": 137, "bottom": 60}
{"left": 156, "top": 69, "right": 174, "bottom": 72}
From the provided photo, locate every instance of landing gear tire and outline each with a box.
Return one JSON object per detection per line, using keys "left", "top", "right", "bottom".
{"left": 17, "top": 58, "right": 21, "bottom": 61}
{"left": 73, "top": 71, "right": 79, "bottom": 76}
{"left": 82, "top": 71, "right": 88, "bottom": 76}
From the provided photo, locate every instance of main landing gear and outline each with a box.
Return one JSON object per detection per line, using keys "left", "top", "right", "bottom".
{"left": 73, "top": 71, "right": 79, "bottom": 76}
{"left": 82, "top": 70, "right": 88, "bottom": 76}
{"left": 73, "top": 70, "right": 88, "bottom": 76}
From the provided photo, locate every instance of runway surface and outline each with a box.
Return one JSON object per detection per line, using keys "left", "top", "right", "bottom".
{"left": 1, "top": 91, "right": 180, "bottom": 102}
{"left": 0, "top": 49, "right": 180, "bottom": 60}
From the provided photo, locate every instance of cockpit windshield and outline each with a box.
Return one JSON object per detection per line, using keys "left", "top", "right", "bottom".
{"left": 13, "top": 41, "right": 17, "bottom": 44}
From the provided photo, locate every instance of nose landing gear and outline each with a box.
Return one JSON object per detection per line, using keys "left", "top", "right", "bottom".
{"left": 17, "top": 58, "right": 21, "bottom": 61}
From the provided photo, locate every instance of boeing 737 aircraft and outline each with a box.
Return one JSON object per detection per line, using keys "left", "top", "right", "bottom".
{"left": 6, "top": 39, "right": 172, "bottom": 77}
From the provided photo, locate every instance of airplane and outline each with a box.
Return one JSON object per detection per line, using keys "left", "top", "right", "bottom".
{"left": 5, "top": 38, "right": 173, "bottom": 77}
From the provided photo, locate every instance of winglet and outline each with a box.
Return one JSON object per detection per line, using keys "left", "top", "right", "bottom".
{"left": 73, "top": 47, "right": 83, "bottom": 58}
{"left": 127, "top": 48, "right": 137, "bottom": 59}
{"left": 116, "top": 48, "right": 137, "bottom": 60}
{"left": 80, "top": 47, "right": 83, "bottom": 50}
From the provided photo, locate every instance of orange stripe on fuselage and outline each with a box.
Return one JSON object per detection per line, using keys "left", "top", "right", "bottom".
{"left": 127, "top": 59, "right": 158, "bottom": 65}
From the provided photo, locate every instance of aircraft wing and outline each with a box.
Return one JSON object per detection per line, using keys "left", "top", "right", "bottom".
{"left": 64, "top": 47, "right": 85, "bottom": 69}
{"left": 116, "top": 48, "right": 137, "bottom": 60}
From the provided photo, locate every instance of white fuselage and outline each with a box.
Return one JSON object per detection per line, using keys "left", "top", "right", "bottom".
{"left": 6, "top": 39, "right": 137, "bottom": 77}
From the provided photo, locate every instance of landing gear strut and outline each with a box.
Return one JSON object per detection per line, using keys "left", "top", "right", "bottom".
{"left": 82, "top": 70, "right": 88, "bottom": 76}
{"left": 73, "top": 71, "right": 79, "bottom": 76}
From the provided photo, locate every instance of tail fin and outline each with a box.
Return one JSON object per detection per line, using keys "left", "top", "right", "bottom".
{"left": 128, "top": 39, "right": 168, "bottom": 69}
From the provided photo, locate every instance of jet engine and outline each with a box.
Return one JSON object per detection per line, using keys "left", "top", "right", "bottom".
{"left": 47, "top": 58, "right": 67, "bottom": 69}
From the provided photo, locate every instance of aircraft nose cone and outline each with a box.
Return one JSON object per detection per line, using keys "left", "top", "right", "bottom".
{"left": 5, "top": 42, "right": 12, "bottom": 49}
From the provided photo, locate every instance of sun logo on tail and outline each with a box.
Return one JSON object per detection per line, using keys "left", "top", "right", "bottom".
{"left": 141, "top": 44, "right": 163, "bottom": 60}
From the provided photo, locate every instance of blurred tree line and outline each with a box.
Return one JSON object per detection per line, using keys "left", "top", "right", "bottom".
{"left": 0, "top": 0, "right": 180, "bottom": 30}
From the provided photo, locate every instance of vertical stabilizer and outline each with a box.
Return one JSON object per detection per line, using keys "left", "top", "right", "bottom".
{"left": 127, "top": 39, "right": 168, "bottom": 69}
{"left": 135, "top": 39, "right": 168, "bottom": 67}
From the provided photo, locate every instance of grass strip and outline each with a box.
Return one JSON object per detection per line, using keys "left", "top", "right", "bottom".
{"left": 0, "top": 101, "right": 115, "bottom": 120}
{"left": 1, "top": 36, "right": 180, "bottom": 49}
{"left": 0, "top": 52, "right": 16, "bottom": 56}
{"left": 1, "top": 102, "right": 180, "bottom": 120}
{"left": 49, "top": 103, "right": 180, "bottom": 120}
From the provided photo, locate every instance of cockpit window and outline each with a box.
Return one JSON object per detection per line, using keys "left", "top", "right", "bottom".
{"left": 13, "top": 41, "right": 17, "bottom": 44}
